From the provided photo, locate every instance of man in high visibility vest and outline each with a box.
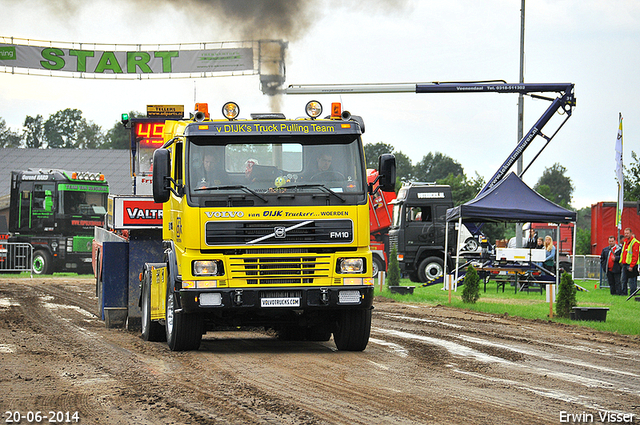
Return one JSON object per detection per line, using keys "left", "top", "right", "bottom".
{"left": 619, "top": 227, "right": 639, "bottom": 296}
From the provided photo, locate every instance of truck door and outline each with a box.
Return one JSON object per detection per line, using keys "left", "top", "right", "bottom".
{"left": 31, "top": 183, "right": 55, "bottom": 231}
{"left": 404, "top": 205, "right": 435, "bottom": 245}
{"left": 17, "top": 183, "right": 33, "bottom": 231}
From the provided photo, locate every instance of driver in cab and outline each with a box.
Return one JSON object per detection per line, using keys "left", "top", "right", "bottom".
{"left": 306, "top": 153, "right": 336, "bottom": 181}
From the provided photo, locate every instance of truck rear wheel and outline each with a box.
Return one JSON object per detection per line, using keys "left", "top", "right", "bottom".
{"left": 333, "top": 309, "right": 372, "bottom": 351}
{"left": 141, "top": 272, "right": 166, "bottom": 342}
{"left": 32, "top": 250, "right": 52, "bottom": 275}
{"left": 165, "top": 290, "right": 203, "bottom": 351}
{"left": 418, "top": 256, "right": 444, "bottom": 283}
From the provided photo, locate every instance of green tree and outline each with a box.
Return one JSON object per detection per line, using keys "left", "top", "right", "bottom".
{"left": 23, "top": 115, "right": 44, "bottom": 148}
{"left": 576, "top": 228, "right": 591, "bottom": 255}
{"left": 387, "top": 245, "right": 401, "bottom": 288}
{"left": 461, "top": 265, "right": 480, "bottom": 304}
{"left": 43, "top": 108, "right": 85, "bottom": 148}
{"left": 413, "top": 152, "right": 463, "bottom": 182}
{"left": 437, "top": 172, "right": 484, "bottom": 206}
{"left": 556, "top": 272, "right": 577, "bottom": 318}
{"left": 534, "top": 163, "right": 574, "bottom": 207}
{"left": 623, "top": 151, "right": 640, "bottom": 201}
{"left": 0, "top": 118, "right": 22, "bottom": 147}
{"left": 78, "top": 121, "right": 105, "bottom": 149}
{"left": 364, "top": 142, "right": 395, "bottom": 169}
{"left": 363, "top": 142, "right": 414, "bottom": 184}
{"left": 394, "top": 150, "right": 414, "bottom": 182}
{"left": 102, "top": 111, "right": 144, "bottom": 149}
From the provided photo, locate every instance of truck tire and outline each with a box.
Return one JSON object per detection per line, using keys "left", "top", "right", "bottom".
{"left": 32, "top": 250, "right": 52, "bottom": 275}
{"left": 333, "top": 309, "right": 372, "bottom": 351}
{"left": 417, "top": 256, "right": 444, "bottom": 283}
{"left": 463, "top": 237, "right": 479, "bottom": 252}
{"left": 165, "top": 290, "right": 203, "bottom": 351}
{"left": 372, "top": 256, "right": 385, "bottom": 279}
{"left": 141, "top": 272, "right": 166, "bottom": 342}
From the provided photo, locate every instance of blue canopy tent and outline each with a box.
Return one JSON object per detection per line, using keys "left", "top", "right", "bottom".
{"left": 444, "top": 172, "right": 577, "bottom": 289}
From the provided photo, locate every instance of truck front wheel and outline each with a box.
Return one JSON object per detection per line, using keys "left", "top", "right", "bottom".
{"left": 165, "top": 290, "right": 203, "bottom": 351}
{"left": 418, "top": 256, "right": 444, "bottom": 283}
{"left": 333, "top": 309, "right": 372, "bottom": 351}
{"left": 32, "top": 250, "right": 52, "bottom": 275}
{"left": 372, "top": 256, "right": 385, "bottom": 279}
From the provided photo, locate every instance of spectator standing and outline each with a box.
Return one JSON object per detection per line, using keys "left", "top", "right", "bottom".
{"left": 600, "top": 235, "right": 622, "bottom": 295}
{"left": 525, "top": 228, "right": 538, "bottom": 248}
{"left": 543, "top": 235, "right": 556, "bottom": 270}
{"left": 619, "top": 227, "right": 639, "bottom": 296}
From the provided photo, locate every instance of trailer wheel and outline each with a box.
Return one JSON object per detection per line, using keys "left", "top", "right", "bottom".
{"left": 463, "top": 237, "right": 479, "bottom": 252}
{"left": 372, "top": 256, "right": 385, "bottom": 279}
{"left": 141, "top": 272, "right": 166, "bottom": 342}
{"left": 165, "top": 289, "right": 203, "bottom": 351}
{"left": 417, "top": 256, "right": 444, "bottom": 283}
{"left": 32, "top": 250, "right": 52, "bottom": 275}
{"left": 333, "top": 309, "right": 372, "bottom": 351}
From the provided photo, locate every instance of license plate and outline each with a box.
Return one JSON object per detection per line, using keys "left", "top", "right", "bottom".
{"left": 261, "top": 297, "right": 301, "bottom": 307}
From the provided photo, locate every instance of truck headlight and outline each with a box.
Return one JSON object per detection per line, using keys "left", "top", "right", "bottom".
{"left": 193, "top": 260, "right": 223, "bottom": 276}
{"left": 337, "top": 258, "right": 364, "bottom": 274}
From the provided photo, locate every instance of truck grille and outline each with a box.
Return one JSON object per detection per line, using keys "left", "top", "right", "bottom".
{"left": 388, "top": 233, "right": 398, "bottom": 250}
{"left": 228, "top": 255, "right": 331, "bottom": 285}
{"left": 206, "top": 220, "right": 352, "bottom": 246}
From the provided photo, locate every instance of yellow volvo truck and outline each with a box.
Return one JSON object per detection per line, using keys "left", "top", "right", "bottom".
{"left": 141, "top": 101, "right": 396, "bottom": 351}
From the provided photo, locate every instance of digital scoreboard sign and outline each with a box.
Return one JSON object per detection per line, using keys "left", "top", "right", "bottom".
{"left": 134, "top": 121, "right": 165, "bottom": 148}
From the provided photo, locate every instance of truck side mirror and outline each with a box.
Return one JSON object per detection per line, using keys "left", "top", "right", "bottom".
{"left": 153, "top": 148, "right": 171, "bottom": 203}
{"left": 377, "top": 154, "right": 396, "bottom": 193}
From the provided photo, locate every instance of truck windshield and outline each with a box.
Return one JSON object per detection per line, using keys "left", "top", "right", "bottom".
{"left": 62, "top": 190, "right": 108, "bottom": 215}
{"left": 187, "top": 135, "right": 367, "bottom": 205}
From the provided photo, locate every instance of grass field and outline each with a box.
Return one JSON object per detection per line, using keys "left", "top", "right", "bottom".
{"left": 377, "top": 277, "right": 640, "bottom": 336}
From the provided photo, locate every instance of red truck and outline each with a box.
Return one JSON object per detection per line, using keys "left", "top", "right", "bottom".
{"left": 591, "top": 201, "right": 640, "bottom": 255}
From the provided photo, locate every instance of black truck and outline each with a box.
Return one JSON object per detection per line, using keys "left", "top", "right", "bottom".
{"left": 388, "top": 182, "right": 459, "bottom": 283}
{"left": 8, "top": 169, "right": 109, "bottom": 275}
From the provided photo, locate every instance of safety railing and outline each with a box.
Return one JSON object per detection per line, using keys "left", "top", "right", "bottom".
{"left": 0, "top": 242, "right": 33, "bottom": 277}
{"left": 571, "top": 255, "right": 601, "bottom": 281}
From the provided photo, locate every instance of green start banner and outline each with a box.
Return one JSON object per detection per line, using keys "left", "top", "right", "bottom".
{"left": 0, "top": 43, "right": 253, "bottom": 76}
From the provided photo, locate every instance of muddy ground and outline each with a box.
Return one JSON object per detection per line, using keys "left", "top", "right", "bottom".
{"left": 1, "top": 277, "right": 639, "bottom": 424}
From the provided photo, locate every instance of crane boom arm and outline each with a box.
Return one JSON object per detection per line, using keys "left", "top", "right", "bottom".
{"left": 286, "top": 81, "right": 576, "bottom": 193}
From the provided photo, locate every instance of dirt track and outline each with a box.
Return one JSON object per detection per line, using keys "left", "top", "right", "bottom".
{"left": 1, "top": 277, "right": 639, "bottom": 424}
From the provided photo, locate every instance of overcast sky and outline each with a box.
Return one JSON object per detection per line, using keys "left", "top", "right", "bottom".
{"left": 1, "top": 0, "right": 639, "bottom": 209}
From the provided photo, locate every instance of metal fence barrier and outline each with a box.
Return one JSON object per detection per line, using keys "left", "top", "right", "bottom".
{"left": 571, "top": 255, "right": 601, "bottom": 281}
{"left": 0, "top": 242, "right": 33, "bottom": 277}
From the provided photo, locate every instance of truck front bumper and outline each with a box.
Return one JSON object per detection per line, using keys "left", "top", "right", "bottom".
{"left": 178, "top": 285, "right": 374, "bottom": 313}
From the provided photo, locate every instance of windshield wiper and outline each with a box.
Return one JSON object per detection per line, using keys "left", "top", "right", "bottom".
{"left": 281, "top": 183, "right": 346, "bottom": 202}
{"left": 194, "top": 184, "right": 268, "bottom": 203}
